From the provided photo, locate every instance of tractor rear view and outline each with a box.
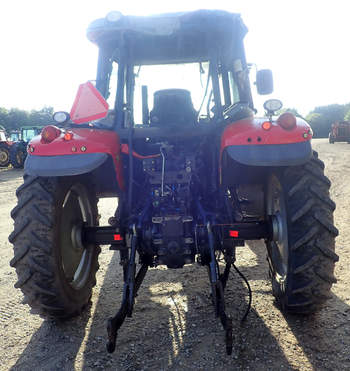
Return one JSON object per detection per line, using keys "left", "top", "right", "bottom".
{"left": 329, "top": 121, "right": 350, "bottom": 143}
{"left": 9, "top": 10, "right": 338, "bottom": 356}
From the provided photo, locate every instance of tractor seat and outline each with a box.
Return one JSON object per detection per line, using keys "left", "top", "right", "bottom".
{"left": 150, "top": 89, "right": 197, "bottom": 127}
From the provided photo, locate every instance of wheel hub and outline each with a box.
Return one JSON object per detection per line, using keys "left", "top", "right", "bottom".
{"left": 61, "top": 186, "right": 94, "bottom": 290}
{"left": 71, "top": 222, "right": 84, "bottom": 251}
{"left": 270, "top": 213, "right": 284, "bottom": 242}
{"left": 266, "top": 175, "right": 289, "bottom": 278}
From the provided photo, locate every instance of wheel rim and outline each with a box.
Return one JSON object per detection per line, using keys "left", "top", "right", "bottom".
{"left": 266, "top": 175, "right": 289, "bottom": 279}
{"left": 60, "top": 184, "right": 94, "bottom": 290}
{"left": 0, "top": 148, "right": 9, "bottom": 166}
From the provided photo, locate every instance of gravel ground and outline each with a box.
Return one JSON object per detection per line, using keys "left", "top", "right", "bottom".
{"left": 0, "top": 138, "right": 349, "bottom": 370}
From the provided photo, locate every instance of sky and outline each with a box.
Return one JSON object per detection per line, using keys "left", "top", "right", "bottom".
{"left": 0, "top": 0, "right": 349, "bottom": 116}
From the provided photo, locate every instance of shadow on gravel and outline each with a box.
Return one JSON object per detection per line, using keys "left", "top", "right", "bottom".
{"left": 10, "top": 307, "right": 92, "bottom": 371}
{"left": 79, "top": 244, "right": 292, "bottom": 370}
{"left": 282, "top": 294, "right": 350, "bottom": 370}
{"left": 10, "top": 239, "right": 347, "bottom": 370}
{"left": 0, "top": 168, "right": 24, "bottom": 182}
{"left": 246, "top": 240, "right": 350, "bottom": 371}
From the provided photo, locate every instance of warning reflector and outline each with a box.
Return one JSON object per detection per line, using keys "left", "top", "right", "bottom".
{"left": 70, "top": 81, "right": 109, "bottom": 124}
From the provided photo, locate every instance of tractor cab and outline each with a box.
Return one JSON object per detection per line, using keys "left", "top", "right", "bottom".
{"left": 18, "top": 126, "right": 42, "bottom": 142}
{"left": 82, "top": 10, "right": 272, "bottom": 134}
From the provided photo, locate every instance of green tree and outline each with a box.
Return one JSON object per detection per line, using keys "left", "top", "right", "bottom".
{"left": 306, "top": 104, "right": 348, "bottom": 138}
{"left": 0, "top": 106, "right": 54, "bottom": 134}
{"left": 305, "top": 113, "right": 323, "bottom": 137}
{"left": 7, "top": 108, "right": 29, "bottom": 131}
{"left": 0, "top": 107, "right": 9, "bottom": 129}
{"left": 344, "top": 109, "right": 350, "bottom": 121}
{"left": 28, "top": 107, "right": 54, "bottom": 126}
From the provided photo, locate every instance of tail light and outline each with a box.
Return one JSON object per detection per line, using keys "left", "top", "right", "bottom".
{"left": 277, "top": 112, "right": 297, "bottom": 130}
{"left": 64, "top": 132, "right": 73, "bottom": 141}
{"left": 261, "top": 121, "right": 272, "bottom": 130}
{"left": 229, "top": 230, "right": 239, "bottom": 238}
{"left": 113, "top": 234, "right": 123, "bottom": 241}
{"left": 41, "top": 125, "right": 61, "bottom": 143}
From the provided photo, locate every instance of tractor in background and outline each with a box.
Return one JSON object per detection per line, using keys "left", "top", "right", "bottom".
{"left": 329, "top": 121, "right": 350, "bottom": 143}
{"left": 0, "top": 126, "right": 12, "bottom": 167}
{"left": 9, "top": 126, "right": 42, "bottom": 168}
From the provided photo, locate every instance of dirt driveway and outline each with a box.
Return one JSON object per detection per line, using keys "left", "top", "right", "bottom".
{"left": 0, "top": 138, "right": 349, "bottom": 370}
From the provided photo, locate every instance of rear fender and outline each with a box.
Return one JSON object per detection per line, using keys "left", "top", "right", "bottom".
{"left": 25, "top": 127, "right": 124, "bottom": 193}
{"left": 221, "top": 117, "right": 312, "bottom": 166}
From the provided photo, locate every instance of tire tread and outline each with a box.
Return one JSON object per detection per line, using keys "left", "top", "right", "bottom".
{"left": 267, "top": 150, "right": 338, "bottom": 314}
{"left": 9, "top": 175, "right": 100, "bottom": 319}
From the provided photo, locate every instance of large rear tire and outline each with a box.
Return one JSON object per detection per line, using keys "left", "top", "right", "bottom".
{"left": 9, "top": 175, "right": 101, "bottom": 319}
{"left": 265, "top": 151, "right": 338, "bottom": 313}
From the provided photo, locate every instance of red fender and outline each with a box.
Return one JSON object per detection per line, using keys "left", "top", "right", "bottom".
{"left": 221, "top": 117, "right": 312, "bottom": 151}
{"left": 220, "top": 116, "right": 313, "bottom": 171}
{"left": 28, "top": 128, "right": 124, "bottom": 190}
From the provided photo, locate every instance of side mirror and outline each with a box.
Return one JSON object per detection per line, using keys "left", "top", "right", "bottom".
{"left": 256, "top": 69, "right": 273, "bottom": 95}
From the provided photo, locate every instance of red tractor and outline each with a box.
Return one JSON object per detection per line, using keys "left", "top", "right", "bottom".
{"left": 329, "top": 121, "right": 350, "bottom": 143}
{"left": 9, "top": 10, "right": 338, "bottom": 355}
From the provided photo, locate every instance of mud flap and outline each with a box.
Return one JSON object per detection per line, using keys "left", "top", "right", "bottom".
{"left": 225, "top": 141, "right": 312, "bottom": 166}
{"left": 24, "top": 153, "right": 108, "bottom": 176}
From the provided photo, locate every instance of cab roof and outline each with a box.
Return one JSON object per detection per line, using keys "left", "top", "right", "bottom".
{"left": 87, "top": 9, "right": 247, "bottom": 65}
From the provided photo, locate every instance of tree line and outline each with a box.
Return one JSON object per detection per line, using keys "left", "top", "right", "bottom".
{"left": 282, "top": 103, "right": 350, "bottom": 138}
{"left": 0, "top": 107, "right": 54, "bottom": 133}
{"left": 0, "top": 103, "right": 349, "bottom": 138}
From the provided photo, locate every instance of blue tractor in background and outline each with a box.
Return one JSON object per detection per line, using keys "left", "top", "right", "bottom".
{"left": 10, "top": 126, "right": 42, "bottom": 168}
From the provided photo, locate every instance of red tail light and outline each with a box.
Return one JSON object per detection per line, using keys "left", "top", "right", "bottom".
{"left": 229, "top": 230, "right": 239, "bottom": 238}
{"left": 41, "top": 125, "right": 61, "bottom": 143}
{"left": 114, "top": 234, "right": 123, "bottom": 241}
{"left": 262, "top": 121, "right": 272, "bottom": 130}
{"left": 277, "top": 112, "right": 297, "bottom": 130}
{"left": 64, "top": 132, "right": 73, "bottom": 141}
